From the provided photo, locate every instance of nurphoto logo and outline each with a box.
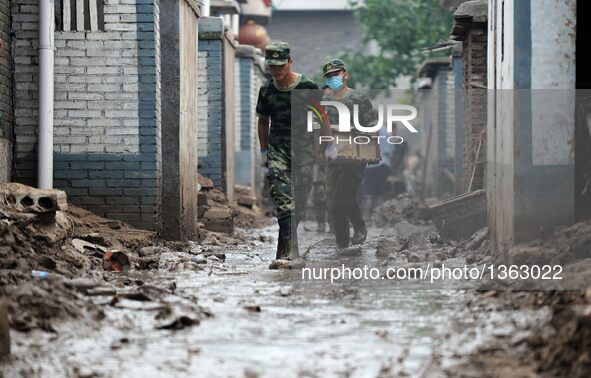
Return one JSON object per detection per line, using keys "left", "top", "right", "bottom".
{"left": 306, "top": 101, "right": 419, "bottom": 145}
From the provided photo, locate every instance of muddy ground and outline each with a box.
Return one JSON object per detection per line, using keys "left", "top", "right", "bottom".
{"left": 1, "top": 188, "right": 590, "bottom": 377}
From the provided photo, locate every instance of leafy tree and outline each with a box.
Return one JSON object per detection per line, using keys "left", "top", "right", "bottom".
{"left": 337, "top": 0, "right": 453, "bottom": 89}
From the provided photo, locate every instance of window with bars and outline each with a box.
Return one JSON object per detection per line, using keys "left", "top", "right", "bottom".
{"left": 55, "top": 0, "right": 105, "bottom": 32}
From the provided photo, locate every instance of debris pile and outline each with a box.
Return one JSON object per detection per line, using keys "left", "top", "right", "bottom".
{"left": 371, "top": 193, "right": 430, "bottom": 227}
{"left": 232, "top": 185, "right": 271, "bottom": 229}
{"left": 197, "top": 173, "right": 236, "bottom": 234}
{"left": 0, "top": 183, "right": 214, "bottom": 338}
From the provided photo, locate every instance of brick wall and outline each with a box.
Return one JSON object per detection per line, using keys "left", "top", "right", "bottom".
{"left": 234, "top": 45, "right": 266, "bottom": 195}
{"left": 0, "top": 0, "right": 12, "bottom": 182}
{"left": 198, "top": 36, "right": 223, "bottom": 186}
{"left": 12, "top": 0, "right": 161, "bottom": 230}
{"left": 198, "top": 17, "right": 235, "bottom": 199}
{"left": 461, "top": 22, "right": 487, "bottom": 191}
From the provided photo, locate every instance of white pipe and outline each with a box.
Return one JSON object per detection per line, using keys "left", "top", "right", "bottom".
{"left": 231, "top": 14, "right": 239, "bottom": 38}
{"left": 202, "top": 0, "right": 210, "bottom": 17}
{"left": 223, "top": 14, "right": 231, "bottom": 28}
{"left": 38, "top": 0, "right": 54, "bottom": 189}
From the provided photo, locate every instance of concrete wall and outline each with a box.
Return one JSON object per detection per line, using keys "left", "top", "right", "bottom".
{"left": 12, "top": 0, "right": 162, "bottom": 230}
{"left": 160, "top": 0, "right": 200, "bottom": 240}
{"left": 0, "top": 0, "right": 12, "bottom": 183}
{"left": 488, "top": 0, "right": 576, "bottom": 251}
{"left": 198, "top": 17, "right": 235, "bottom": 201}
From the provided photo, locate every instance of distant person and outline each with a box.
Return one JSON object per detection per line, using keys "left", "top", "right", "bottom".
{"left": 322, "top": 58, "right": 377, "bottom": 251}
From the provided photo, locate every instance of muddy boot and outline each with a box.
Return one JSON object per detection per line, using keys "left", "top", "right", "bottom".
{"left": 351, "top": 226, "right": 367, "bottom": 245}
{"left": 337, "top": 246, "right": 362, "bottom": 256}
{"left": 349, "top": 205, "right": 367, "bottom": 245}
{"left": 269, "top": 218, "right": 305, "bottom": 269}
{"left": 275, "top": 229, "right": 287, "bottom": 260}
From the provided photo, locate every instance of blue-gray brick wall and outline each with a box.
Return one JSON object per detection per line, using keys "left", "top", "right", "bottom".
{"left": 234, "top": 54, "right": 265, "bottom": 195}
{"left": 197, "top": 38, "right": 223, "bottom": 187}
{"left": 12, "top": 0, "right": 161, "bottom": 230}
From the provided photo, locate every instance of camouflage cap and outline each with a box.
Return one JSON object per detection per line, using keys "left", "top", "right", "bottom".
{"left": 265, "top": 41, "right": 290, "bottom": 65}
{"left": 323, "top": 58, "right": 347, "bottom": 77}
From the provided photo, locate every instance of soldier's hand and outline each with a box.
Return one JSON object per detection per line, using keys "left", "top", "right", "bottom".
{"left": 325, "top": 144, "right": 338, "bottom": 161}
{"left": 260, "top": 148, "right": 269, "bottom": 167}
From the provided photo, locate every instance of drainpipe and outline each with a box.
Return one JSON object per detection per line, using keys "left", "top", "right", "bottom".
{"left": 202, "top": 0, "right": 210, "bottom": 17}
{"left": 38, "top": 0, "right": 54, "bottom": 189}
{"left": 231, "top": 14, "right": 239, "bottom": 38}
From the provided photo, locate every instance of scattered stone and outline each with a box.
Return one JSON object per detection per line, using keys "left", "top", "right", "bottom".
{"left": 72, "top": 238, "right": 103, "bottom": 254}
{"left": 408, "top": 252, "right": 428, "bottom": 263}
{"left": 204, "top": 207, "right": 233, "bottom": 220}
{"left": 338, "top": 246, "right": 362, "bottom": 256}
{"left": 433, "top": 259, "right": 443, "bottom": 268}
{"left": 279, "top": 286, "right": 292, "bottom": 297}
{"left": 139, "top": 246, "right": 165, "bottom": 257}
{"left": 203, "top": 218, "right": 234, "bottom": 234}
{"left": 372, "top": 193, "right": 430, "bottom": 227}
{"left": 85, "top": 287, "right": 117, "bottom": 297}
{"left": 243, "top": 305, "right": 261, "bottom": 312}
{"left": 466, "top": 228, "right": 488, "bottom": 251}
{"left": 190, "top": 255, "right": 207, "bottom": 264}
{"left": 197, "top": 192, "right": 209, "bottom": 207}
{"left": 377, "top": 222, "right": 440, "bottom": 258}
{"left": 64, "top": 278, "right": 103, "bottom": 293}
{"left": 269, "top": 258, "right": 305, "bottom": 270}
{"left": 198, "top": 174, "right": 214, "bottom": 190}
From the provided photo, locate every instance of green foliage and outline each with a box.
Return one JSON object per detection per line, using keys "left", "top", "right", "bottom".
{"left": 340, "top": 0, "right": 452, "bottom": 89}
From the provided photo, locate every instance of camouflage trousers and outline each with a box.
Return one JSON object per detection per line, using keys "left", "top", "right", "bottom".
{"left": 266, "top": 164, "right": 313, "bottom": 221}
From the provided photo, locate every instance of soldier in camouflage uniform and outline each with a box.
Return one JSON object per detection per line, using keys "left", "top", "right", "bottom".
{"left": 322, "top": 58, "right": 378, "bottom": 250}
{"left": 256, "top": 41, "right": 321, "bottom": 266}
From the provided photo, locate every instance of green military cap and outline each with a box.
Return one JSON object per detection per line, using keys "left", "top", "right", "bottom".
{"left": 322, "top": 58, "right": 347, "bottom": 76}
{"left": 265, "top": 41, "right": 290, "bottom": 65}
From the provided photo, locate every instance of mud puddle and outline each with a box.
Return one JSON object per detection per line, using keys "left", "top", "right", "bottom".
{"left": 2, "top": 225, "right": 541, "bottom": 378}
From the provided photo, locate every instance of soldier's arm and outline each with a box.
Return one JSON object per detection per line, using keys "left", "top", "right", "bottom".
{"left": 258, "top": 116, "right": 270, "bottom": 150}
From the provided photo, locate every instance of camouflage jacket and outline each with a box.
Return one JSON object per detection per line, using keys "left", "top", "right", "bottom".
{"left": 256, "top": 74, "right": 321, "bottom": 170}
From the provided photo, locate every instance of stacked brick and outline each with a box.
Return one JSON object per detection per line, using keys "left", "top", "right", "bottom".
{"left": 11, "top": 0, "right": 161, "bottom": 230}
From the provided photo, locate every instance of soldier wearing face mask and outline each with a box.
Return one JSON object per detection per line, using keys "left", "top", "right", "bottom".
{"left": 321, "top": 59, "right": 378, "bottom": 252}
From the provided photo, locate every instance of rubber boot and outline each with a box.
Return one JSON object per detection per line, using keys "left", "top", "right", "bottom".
{"left": 275, "top": 230, "right": 287, "bottom": 260}
{"left": 276, "top": 217, "right": 289, "bottom": 260}
{"left": 278, "top": 217, "right": 300, "bottom": 259}
{"left": 349, "top": 204, "right": 367, "bottom": 245}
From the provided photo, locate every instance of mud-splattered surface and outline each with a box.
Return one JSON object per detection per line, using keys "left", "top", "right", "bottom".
{"left": 1, "top": 224, "right": 562, "bottom": 378}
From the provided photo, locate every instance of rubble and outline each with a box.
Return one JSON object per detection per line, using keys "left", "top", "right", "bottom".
{"left": 376, "top": 221, "right": 441, "bottom": 259}
{"left": 371, "top": 192, "right": 430, "bottom": 227}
